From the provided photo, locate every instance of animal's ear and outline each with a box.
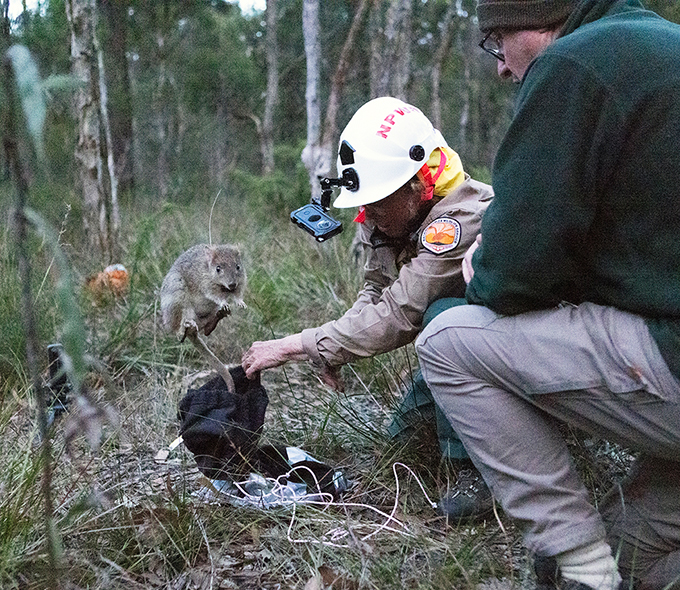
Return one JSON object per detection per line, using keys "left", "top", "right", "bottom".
{"left": 208, "top": 246, "right": 219, "bottom": 266}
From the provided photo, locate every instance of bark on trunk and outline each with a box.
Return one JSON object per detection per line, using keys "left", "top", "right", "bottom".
{"left": 2, "top": 0, "right": 10, "bottom": 180}
{"left": 368, "top": 0, "right": 382, "bottom": 99}
{"left": 389, "top": 0, "right": 412, "bottom": 100}
{"left": 65, "top": 0, "right": 109, "bottom": 259}
{"left": 430, "top": 0, "right": 459, "bottom": 129}
{"left": 98, "top": 0, "right": 134, "bottom": 192}
{"left": 319, "top": 0, "right": 369, "bottom": 178}
{"left": 94, "top": 27, "right": 120, "bottom": 258}
{"left": 371, "top": 0, "right": 413, "bottom": 100}
{"left": 369, "top": 0, "right": 413, "bottom": 100}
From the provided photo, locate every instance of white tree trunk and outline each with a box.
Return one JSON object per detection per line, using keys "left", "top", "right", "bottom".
{"left": 430, "top": 0, "right": 459, "bottom": 129}
{"left": 262, "top": 0, "right": 278, "bottom": 174}
{"left": 369, "top": 0, "right": 382, "bottom": 98}
{"left": 319, "top": 0, "right": 370, "bottom": 178}
{"left": 369, "top": 0, "right": 413, "bottom": 100}
{"left": 95, "top": 29, "right": 120, "bottom": 253}
{"left": 390, "top": 0, "right": 413, "bottom": 100}
{"left": 300, "top": 0, "right": 322, "bottom": 201}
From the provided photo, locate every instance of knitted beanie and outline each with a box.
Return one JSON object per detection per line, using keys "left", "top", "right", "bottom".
{"left": 477, "top": 0, "right": 578, "bottom": 32}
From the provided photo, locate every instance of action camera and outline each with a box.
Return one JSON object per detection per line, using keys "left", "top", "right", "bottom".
{"left": 290, "top": 174, "right": 357, "bottom": 242}
{"left": 290, "top": 202, "right": 343, "bottom": 242}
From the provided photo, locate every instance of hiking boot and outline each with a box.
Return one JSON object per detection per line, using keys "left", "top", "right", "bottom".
{"left": 438, "top": 463, "right": 494, "bottom": 521}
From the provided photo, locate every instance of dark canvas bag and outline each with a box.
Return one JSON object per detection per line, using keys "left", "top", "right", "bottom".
{"left": 178, "top": 366, "right": 268, "bottom": 479}
{"left": 178, "top": 367, "right": 346, "bottom": 499}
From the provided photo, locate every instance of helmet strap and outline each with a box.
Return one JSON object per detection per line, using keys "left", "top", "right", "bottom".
{"left": 417, "top": 149, "right": 447, "bottom": 202}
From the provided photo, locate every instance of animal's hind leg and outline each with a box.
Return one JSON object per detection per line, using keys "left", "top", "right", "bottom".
{"left": 184, "top": 323, "right": 236, "bottom": 393}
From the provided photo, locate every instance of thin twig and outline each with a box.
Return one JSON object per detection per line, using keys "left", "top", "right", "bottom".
{"left": 208, "top": 189, "right": 221, "bottom": 246}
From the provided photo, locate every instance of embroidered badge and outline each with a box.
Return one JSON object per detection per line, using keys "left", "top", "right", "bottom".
{"left": 421, "top": 217, "right": 461, "bottom": 254}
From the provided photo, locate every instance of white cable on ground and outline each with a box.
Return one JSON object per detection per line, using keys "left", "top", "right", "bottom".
{"left": 284, "top": 462, "right": 438, "bottom": 548}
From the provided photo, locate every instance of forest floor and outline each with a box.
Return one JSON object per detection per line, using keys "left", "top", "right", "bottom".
{"left": 9, "top": 357, "right": 546, "bottom": 590}
{"left": 7, "top": 351, "right": 634, "bottom": 590}
{"left": 0, "top": 199, "right": 635, "bottom": 589}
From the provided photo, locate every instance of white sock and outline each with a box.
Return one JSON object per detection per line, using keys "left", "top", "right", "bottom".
{"left": 556, "top": 540, "right": 622, "bottom": 590}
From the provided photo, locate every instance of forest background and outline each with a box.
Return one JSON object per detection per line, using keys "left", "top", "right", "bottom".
{"left": 1, "top": 0, "right": 679, "bottom": 589}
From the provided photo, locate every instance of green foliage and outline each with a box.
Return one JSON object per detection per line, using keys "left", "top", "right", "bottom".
{"left": 0, "top": 220, "right": 59, "bottom": 390}
{"left": 180, "top": 8, "right": 263, "bottom": 114}
{"left": 25, "top": 207, "right": 88, "bottom": 394}
{"left": 470, "top": 165, "right": 492, "bottom": 185}
{"left": 644, "top": 0, "right": 680, "bottom": 23}
{"left": 5, "top": 45, "right": 46, "bottom": 162}
{"left": 228, "top": 161, "right": 308, "bottom": 216}
{"left": 11, "top": 0, "right": 71, "bottom": 77}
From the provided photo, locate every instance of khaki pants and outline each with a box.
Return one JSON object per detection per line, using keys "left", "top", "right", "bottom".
{"left": 415, "top": 302, "right": 680, "bottom": 588}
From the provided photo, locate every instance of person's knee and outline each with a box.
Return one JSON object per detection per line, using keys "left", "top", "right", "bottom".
{"left": 416, "top": 304, "right": 499, "bottom": 376}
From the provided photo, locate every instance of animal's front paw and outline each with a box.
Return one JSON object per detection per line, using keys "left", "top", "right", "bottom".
{"left": 217, "top": 304, "right": 232, "bottom": 318}
{"left": 236, "top": 299, "right": 247, "bottom": 310}
{"left": 179, "top": 319, "right": 199, "bottom": 342}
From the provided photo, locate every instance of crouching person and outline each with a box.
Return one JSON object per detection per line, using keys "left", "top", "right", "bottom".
{"left": 242, "top": 96, "right": 495, "bottom": 519}
{"left": 416, "top": 0, "right": 680, "bottom": 588}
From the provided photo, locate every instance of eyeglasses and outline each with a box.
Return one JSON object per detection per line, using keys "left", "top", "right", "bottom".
{"left": 479, "top": 32, "right": 505, "bottom": 62}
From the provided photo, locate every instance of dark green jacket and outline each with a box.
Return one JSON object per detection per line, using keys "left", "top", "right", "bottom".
{"left": 467, "top": 0, "right": 680, "bottom": 378}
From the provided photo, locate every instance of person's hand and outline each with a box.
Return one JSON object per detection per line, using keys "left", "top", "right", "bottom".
{"left": 463, "top": 234, "right": 482, "bottom": 284}
{"left": 242, "top": 333, "right": 306, "bottom": 379}
{"left": 320, "top": 365, "right": 345, "bottom": 393}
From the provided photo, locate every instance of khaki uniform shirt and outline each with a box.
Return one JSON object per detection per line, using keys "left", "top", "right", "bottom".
{"left": 300, "top": 176, "right": 493, "bottom": 367}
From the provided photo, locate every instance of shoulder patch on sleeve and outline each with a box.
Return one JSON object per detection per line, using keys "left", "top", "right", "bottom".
{"left": 421, "top": 217, "right": 462, "bottom": 254}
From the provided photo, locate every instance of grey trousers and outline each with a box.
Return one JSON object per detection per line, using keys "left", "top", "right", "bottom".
{"left": 415, "top": 302, "right": 680, "bottom": 587}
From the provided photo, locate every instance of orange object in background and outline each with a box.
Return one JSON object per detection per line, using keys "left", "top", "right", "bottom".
{"left": 85, "top": 263, "right": 129, "bottom": 303}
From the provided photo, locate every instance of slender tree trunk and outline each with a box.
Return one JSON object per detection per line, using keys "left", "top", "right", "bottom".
{"left": 430, "top": 0, "right": 459, "bottom": 129}
{"left": 300, "top": 0, "right": 322, "bottom": 201}
{"left": 154, "top": 31, "right": 170, "bottom": 200}
{"left": 319, "top": 0, "right": 369, "bottom": 177}
{"left": 94, "top": 28, "right": 120, "bottom": 258}
{"left": 369, "top": 0, "right": 413, "bottom": 99}
{"left": 458, "top": 39, "right": 471, "bottom": 156}
{"left": 65, "top": 0, "right": 109, "bottom": 259}
{"left": 390, "top": 0, "right": 412, "bottom": 100}
{"left": 2, "top": 0, "right": 10, "bottom": 180}
{"left": 261, "top": 0, "right": 278, "bottom": 174}
{"left": 98, "top": 0, "right": 134, "bottom": 192}
{"left": 369, "top": 0, "right": 383, "bottom": 98}
{"left": 2, "top": 0, "right": 9, "bottom": 33}
{"left": 1, "top": 0, "right": 9, "bottom": 40}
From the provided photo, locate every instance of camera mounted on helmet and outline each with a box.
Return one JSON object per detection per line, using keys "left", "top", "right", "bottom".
{"left": 291, "top": 96, "right": 447, "bottom": 242}
{"left": 290, "top": 171, "right": 358, "bottom": 242}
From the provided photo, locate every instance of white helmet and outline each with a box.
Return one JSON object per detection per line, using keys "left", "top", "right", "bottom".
{"left": 332, "top": 97, "right": 448, "bottom": 209}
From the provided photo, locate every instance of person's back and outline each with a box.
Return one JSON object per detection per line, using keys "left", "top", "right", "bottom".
{"left": 469, "top": 0, "right": 680, "bottom": 374}
{"left": 549, "top": 1, "right": 680, "bottom": 313}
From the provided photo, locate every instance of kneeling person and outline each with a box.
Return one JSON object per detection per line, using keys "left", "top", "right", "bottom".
{"left": 242, "top": 96, "right": 494, "bottom": 519}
